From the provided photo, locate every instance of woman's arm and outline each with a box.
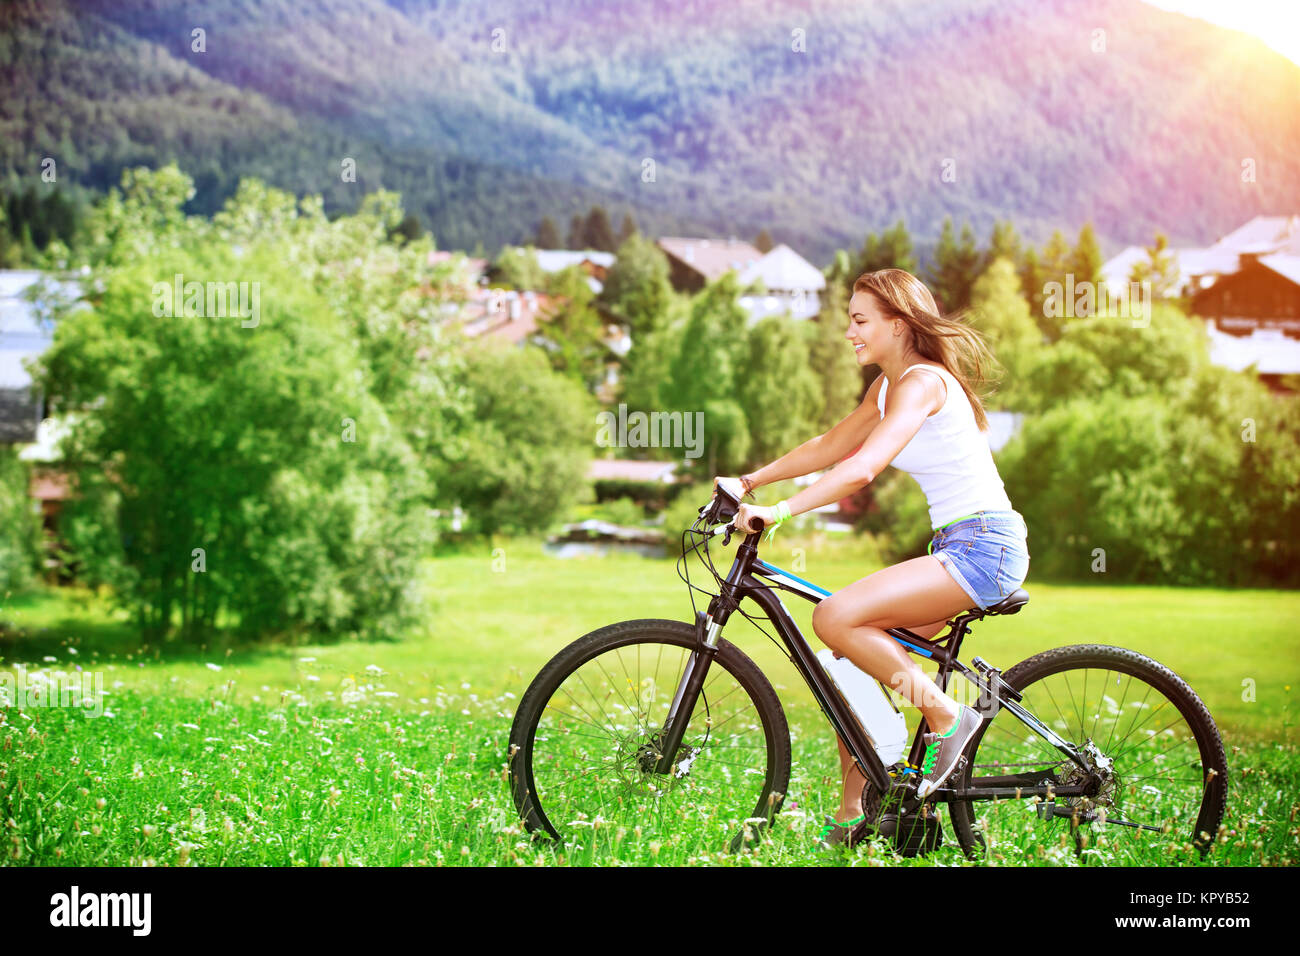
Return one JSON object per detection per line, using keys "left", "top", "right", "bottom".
{"left": 774, "top": 372, "right": 938, "bottom": 517}
{"left": 744, "top": 375, "right": 886, "bottom": 492}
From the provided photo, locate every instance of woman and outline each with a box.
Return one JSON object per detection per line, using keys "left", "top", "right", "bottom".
{"left": 716, "top": 268, "right": 1030, "bottom": 847}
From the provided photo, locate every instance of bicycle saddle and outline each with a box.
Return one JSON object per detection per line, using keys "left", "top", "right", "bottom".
{"left": 981, "top": 588, "right": 1029, "bottom": 616}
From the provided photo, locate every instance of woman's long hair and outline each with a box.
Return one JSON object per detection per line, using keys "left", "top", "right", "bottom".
{"left": 852, "top": 269, "right": 996, "bottom": 432}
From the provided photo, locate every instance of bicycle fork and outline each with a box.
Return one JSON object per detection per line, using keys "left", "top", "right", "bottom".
{"left": 649, "top": 610, "right": 721, "bottom": 776}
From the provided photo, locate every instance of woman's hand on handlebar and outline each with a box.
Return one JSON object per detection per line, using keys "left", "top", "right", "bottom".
{"left": 734, "top": 502, "right": 776, "bottom": 535}
{"left": 711, "top": 475, "right": 746, "bottom": 501}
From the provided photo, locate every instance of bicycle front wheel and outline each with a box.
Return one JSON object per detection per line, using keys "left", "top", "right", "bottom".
{"left": 948, "top": 644, "right": 1227, "bottom": 865}
{"left": 508, "top": 619, "right": 792, "bottom": 857}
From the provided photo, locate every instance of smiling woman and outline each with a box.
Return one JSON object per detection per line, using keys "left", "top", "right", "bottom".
{"left": 726, "top": 268, "right": 1032, "bottom": 836}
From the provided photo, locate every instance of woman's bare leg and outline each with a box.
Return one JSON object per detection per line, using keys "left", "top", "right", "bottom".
{"left": 812, "top": 555, "right": 976, "bottom": 822}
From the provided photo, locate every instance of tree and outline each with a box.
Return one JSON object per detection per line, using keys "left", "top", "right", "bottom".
{"left": 739, "top": 315, "right": 823, "bottom": 465}
{"left": 567, "top": 213, "right": 585, "bottom": 250}
{"left": 665, "top": 274, "right": 753, "bottom": 475}
{"left": 389, "top": 212, "right": 423, "bottom": 244}
{"left": 0, "top": 448, "right": 41, "bottom": 591}
{"left": 599, "top": 232, "right": 673, "bottom": 335}
{"left": 853, "top": 219, "right": 917, "bottom": 282}
{"left": 1033, "top": 229, "right": 1074, "bottom": 340}
{"left": 440, "top": 340, "right": 597, "bottom": 536}
{"left": 926, "top": 217, "right": 981, "bottom": 312}
{"left": 988, "top": 219, "right": 1021, "bottom": 271}
{"left": 803, "top": 280, "right": 864, "bottom": 432}
{"left": 535, "top": 265, "right": 609, "bottom": 392}
{"left": 1129, "top": 232, "right": 1181, "bottom": 300}
{"left": 1069, "top": 222, "right": 1103, "bottom": 287}
{"left": 617, "top": 213, "right": 638, "bottom": 246}
{"left": 491, "top": 244, "right": 546, "bottom": 291}
{"left": 35, "top": 244, "right": 433, "bottom": 643}
{"left": 754, "top": 228, "right": 775, "bottom": 253}
{"left": 582, "top": 206, "right": 617, "bottom": 252}
{"left": 535, "top": 215, "right": 562, "bottom": 249}
{"left": 968, "top": 257, "right": 1041, "bottom": 410}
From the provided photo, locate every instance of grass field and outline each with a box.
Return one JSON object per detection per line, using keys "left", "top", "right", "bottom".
{"left": 2, "top": 532, "right": 1297, "bottom": 867}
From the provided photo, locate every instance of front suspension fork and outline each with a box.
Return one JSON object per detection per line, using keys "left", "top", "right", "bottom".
{"left": 651, "top": 610, "right": 721, "bottom": 775}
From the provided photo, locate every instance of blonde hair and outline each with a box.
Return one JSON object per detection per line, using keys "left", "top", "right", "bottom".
{"left": 852, "top": 268, "right": 996, "bottom": 432}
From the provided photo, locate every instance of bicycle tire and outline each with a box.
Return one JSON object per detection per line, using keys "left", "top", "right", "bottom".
{"left": 508, "top": 618, "right": 793, "bottom": 855}
{"left": 947, "top": 644, "right": 1228, "bottom": 864}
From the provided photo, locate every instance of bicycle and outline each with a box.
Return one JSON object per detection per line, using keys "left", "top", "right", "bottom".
{"left": 507, "top": 484, "right": 1228, "bottom": 862}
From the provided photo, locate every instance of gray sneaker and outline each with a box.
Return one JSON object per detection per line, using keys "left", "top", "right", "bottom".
{"left": 916, "top": 704, "right": 982, "bottom": 799}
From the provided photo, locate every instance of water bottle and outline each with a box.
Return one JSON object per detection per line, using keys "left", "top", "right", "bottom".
{"left": 816, "top": 648, "right": 909, "bottom": 765}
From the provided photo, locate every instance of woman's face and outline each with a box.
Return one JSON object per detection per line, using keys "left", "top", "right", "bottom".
{"left": 845, "top": 291, "right": 898, "bottom": 366}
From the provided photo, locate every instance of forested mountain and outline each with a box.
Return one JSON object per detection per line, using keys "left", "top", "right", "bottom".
{"left": 3, "top": 0, "right": 1298, "bottom": 261}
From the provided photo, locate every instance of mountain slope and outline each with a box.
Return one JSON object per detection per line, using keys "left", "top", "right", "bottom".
{"left": 3, "top": 0, "right": 1297, "bottom": 261}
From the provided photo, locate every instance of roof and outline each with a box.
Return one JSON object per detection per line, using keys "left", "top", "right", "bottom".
{"left": 656, "top": 237, "right": 763, "bottom": 281}
{"left": 738, "top": 244, "right": 826, "bottom": 292}
{"left": 534, "top": 249, "right": 616, "bottom": 273}
{"left": 1206, "top": 215, "right": 1300, "bottom": 257}
{"left": 1258, "top": 254, "right": 1300, "bottom": 288}
{"left": 428, "top": 250, "right": 488, "bottom": 277}
{"left": 587, "top": 458, "right": 679, "bottom": 483}
{"left": 1102, "top": 215, "right": 1300, "bottom": 294}
{"left": 455, "top": 288, "right": 561, "bottom": 345}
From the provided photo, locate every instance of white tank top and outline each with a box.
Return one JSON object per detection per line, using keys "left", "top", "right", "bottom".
{"left": 876, "top": 363, "right": 1013, "bottom": 530}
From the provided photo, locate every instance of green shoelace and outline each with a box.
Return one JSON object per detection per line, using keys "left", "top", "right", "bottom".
{"left": 921, "top": 715, "right": 962, "bottom": 774}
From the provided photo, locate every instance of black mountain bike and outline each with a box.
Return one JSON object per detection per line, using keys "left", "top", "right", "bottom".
{"left": 507, "top": 484, "right": 1228, "bottom": 862}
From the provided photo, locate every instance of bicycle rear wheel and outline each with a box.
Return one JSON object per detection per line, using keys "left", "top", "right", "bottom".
{"left": 508, "top": 618, "right": 791, "bottom": 857}
{"left": 947, "top": 644, "right": 1227, "bottom": 864}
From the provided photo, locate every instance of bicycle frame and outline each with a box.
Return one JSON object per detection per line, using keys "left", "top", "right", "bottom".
{"left": 659, "top": 520, "right": 1095, "bottom": 806}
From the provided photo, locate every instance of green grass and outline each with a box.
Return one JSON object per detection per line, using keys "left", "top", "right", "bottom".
{"left": 2, "top": 532, "right": 1297, "bottom": 866}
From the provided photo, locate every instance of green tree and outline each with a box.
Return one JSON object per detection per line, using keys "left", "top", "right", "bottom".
{"left": 535, "top": 215, "right": 562, "bottom": 248}
{"left": 0, "top": 448, "right": 42, "bottom": 591}
{"left": 926, "top": 217, "right": 981, "bottom": 312}
{"left": 537, "top": 265, "right": 609, "bottom": 392}
{"left": 1029, "top": 229, "right": 1075, "bottom": 341}
{"left": 739, "top": 315, "right": 822, "bottom": 465}
{"left": 35, "top": 245, "right": 432, "bottom": 643}
{"left": 617, "top": 213, "right": 638, "bottom": 246}
{"left": 1130, "top": 232, "right": 1181, "bottom": 300}
{"left": 968, "top": 257, "right": 1042, "bottom": 411}
{"left": 803, "top": 280, "right": 864, "bottom": 432}
{"left": 440, "top": 340, "right": 597, "bottom": 536}
{"left": 665, "top": 274, "right": 752, "bottom": 475}
{"left": 988, "top": 219, "right": 1022, "bottom": 271}
{"left": 853, "top": 219, "right": 918, "bottom": 282}
{"left": 599, "top": 232, "right": 673, "bottom": 336}
{"left": 582, "top": 206, "right": 617, "bottom": 252}
{"left": 491, "top": 245, "right": 546, "bottom": 291}
{"left": 1069, "top": 222, "right": 1103, "bottom": 286}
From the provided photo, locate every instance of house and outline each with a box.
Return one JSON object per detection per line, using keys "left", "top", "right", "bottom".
{"left": 1103, "top": 215, "right": 1300, "bottom": 382}
{"left": 656, "top": 237, "right": 824, "bottom": 322}
{"left": 534, "top": 249, "right": 616, "bottom": 295}
{"left": 1188, "top": 216, "right": 1300, "bottom": 385}
{"left": 737, "top": 243, "right": 826, "bottom": 320}
{"left": 454, "top": 285, "right": 630, "bottom": 402}
{"left": 586, "top": 458, "right": 679, "bottom": 484}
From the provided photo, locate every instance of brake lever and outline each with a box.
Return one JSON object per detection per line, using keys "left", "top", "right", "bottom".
{"left": 722, "top": 521, "right": 735, "bottom": 546}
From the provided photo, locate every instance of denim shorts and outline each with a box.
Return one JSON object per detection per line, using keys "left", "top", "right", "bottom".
{"left": 927, "top": 510, "right": 1030, "bottom": 611}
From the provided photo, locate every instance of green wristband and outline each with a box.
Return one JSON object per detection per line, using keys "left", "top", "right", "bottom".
{"left": 763, "top": 499, "right": 793, "bottom": 543}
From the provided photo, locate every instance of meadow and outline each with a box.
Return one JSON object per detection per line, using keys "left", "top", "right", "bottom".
{"left": 1, "top": 531, "right": 1296, "bottom": 867}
